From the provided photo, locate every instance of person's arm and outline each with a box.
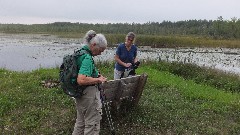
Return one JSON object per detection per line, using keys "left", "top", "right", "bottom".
{"left": 114, "top": 54, "right": 132, "bottom": 68}
{"left": 77, "top": 74, "right": 106, "bottom": 86}
{"left": 77, "top": 55, "right": 107, "bottom": 85}
{"left": 133, "top": 57, "right": 138, "bottom": 64}
{"left": 133, "top": 46, "right": 138, "bottom": 64}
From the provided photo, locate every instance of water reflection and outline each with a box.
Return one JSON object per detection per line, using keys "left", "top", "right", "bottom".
{"left": 0, "top": 33, "right": 240, "bottom": 75}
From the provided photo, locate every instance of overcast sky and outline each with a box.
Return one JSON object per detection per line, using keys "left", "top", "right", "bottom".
{"left": 0, "top": 0, "right": 239, "bottom": 24}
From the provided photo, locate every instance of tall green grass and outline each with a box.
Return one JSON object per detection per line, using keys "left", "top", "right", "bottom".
{"left": 2, "top": 32, "right": 240, "bottom": 48}
{"left": 1, "top": 62, "right": 240, "bottom": 134}
{"left": 147, "top": 60, "right": 240, "bottom": 93}
{"left": 93, "top": 34, "right": 240, "bottom": 48}
{"left": 0, "top": 68, "right": 76, "bottom": 134}
{"left": 129, "top": 66, "right": 240, "bottom": 134}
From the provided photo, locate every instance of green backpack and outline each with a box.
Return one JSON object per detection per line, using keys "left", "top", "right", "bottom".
{"left": 59, "top": 49, "right": 89, "bottom": 98}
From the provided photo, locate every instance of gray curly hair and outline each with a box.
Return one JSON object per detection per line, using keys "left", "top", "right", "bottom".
{"left": 84, "top": 30, "right": 107, "bottom": 48}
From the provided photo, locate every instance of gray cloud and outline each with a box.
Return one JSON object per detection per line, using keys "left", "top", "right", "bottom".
{"left": 0, "top": 0, "right": 239, "bottom": 24}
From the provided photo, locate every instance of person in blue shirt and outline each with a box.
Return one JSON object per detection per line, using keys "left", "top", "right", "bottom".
{"left": 114, "top": 32, "right": 139, "bottom": 79}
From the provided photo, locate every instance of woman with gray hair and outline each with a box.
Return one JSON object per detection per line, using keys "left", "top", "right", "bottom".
{"left": 72, "top": 30, "right": 107, "bottom": 135}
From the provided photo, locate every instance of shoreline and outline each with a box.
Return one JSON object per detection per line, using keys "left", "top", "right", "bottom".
{"left": 0, "top": 33, "right": 240, "bottom": 75}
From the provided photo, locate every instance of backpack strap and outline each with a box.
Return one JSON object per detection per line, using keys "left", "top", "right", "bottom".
{"left": 74, "top": 48, "right": 96, "bottom": 77}
{"left": 73, "top": 48, "right": 89, "bottom": 57}
{"left": 74, "top": 48, "right": 94, "bottom": 64}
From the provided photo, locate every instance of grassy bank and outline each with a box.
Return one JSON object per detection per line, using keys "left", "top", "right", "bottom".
{"left": 1, "top": 62, "right": 240, "bottom": 134}
{"left": 134, "top": 67, "right": 240, "bottom": 134}
{"left": 2, "top": 32, "right": 240, "bottom": 48}
{"left": 54, "top": 33, "right": 240, "bottom": 48}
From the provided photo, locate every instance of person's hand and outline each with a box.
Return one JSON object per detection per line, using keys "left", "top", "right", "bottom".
{"left": 124, "top": 63, "right": 132, "bottom": 68}
{"left": 134, "top": 61, "right": 140, "bottom": 69}
{"left": 98, "top": 76, "right": 107, "bottom": 83}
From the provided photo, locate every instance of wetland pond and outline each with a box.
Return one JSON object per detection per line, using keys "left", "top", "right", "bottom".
{"left": 0, "top": 33, "right": 240, "bottom": 75}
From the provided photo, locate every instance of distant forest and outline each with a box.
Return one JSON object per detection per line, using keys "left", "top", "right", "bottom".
{"left": 1, "top": 16, "right": 240, "bottom": 47}
{"left": 1, "top": 16, "right": 239, "bottom": 39}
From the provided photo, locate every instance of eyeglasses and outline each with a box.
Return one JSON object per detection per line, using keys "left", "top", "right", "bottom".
{"left": 97, "top": 47, "right": 105, "bottom": 53}
{"left": 128, "top": 38, "right": 134, "bottom": 42}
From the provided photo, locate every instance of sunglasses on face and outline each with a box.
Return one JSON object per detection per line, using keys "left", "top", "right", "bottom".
{"left": 128, "top": 38, "right": 134, "bottom": 42}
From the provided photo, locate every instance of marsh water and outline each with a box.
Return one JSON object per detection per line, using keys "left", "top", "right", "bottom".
{"left": 0, "top": 33, "right": 240, "bottom": 75}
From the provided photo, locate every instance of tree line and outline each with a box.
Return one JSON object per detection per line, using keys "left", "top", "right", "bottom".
{"left": 0, "top": 16, "right": 239, "bottom": 39}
